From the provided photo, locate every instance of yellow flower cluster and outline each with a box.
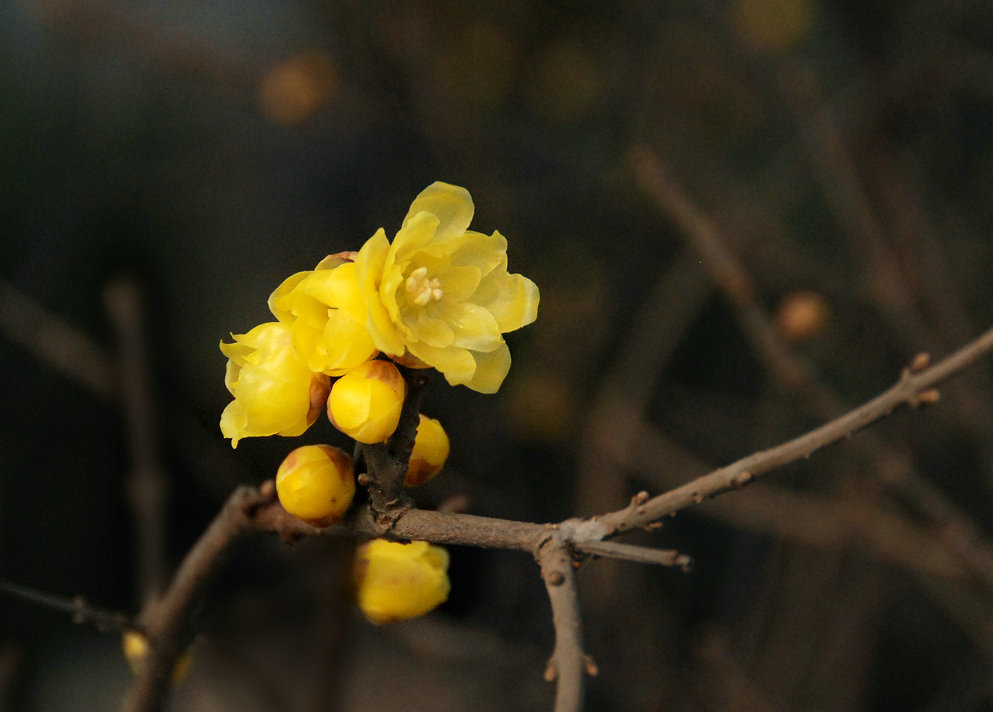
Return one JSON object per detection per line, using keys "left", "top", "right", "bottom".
{"left": 218, "top": 183, "right": 535, "bottom": 626}
{"left": 219, "top": 182, "right": 539, "bottom": 448}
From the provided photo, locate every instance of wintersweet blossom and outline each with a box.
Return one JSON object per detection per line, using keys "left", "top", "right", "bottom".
{"left": 268, "top": 253, "right": 379, "bottom": 376}
{"left": 219, "top": 322, "right": 330, "bottom": 447}
{"left": 355, "top": 539, "right": 450, "bottom": 624}
{"left": 354, "top": 182, "right": 539, "bottom": 393}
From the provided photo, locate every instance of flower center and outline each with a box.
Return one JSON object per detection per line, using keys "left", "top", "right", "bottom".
{"left": 405, "top": 266, "right": 443, "bottom": 307}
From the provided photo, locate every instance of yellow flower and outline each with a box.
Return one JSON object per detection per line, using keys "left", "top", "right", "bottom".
{"left": 355, "top": 539, "right": 450, "bottom": 624}
{"left": 275, "top": 445, "right": 356, "bottom": 526}
{"left": 219, "top": 322, "right": 330, "bottom": 448}
{"left": 268, "top": 253, "right": 379, "bottom": 376}
{"left": 404, "top": 414, "right": 450, "bottom": 487}
{"left": 327, "top": 359, "right": 407, "bottom": 443}
{"left": 354, "top": 182, "right": 539, "bottom": 393}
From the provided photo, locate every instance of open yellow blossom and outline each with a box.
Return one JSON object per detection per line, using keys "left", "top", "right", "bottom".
{"left": 220, "top": 322, "right": 330, "bottom": 448}
{"left": 354, "top": 182, "right": 539, "bottom": 393}
{"left": 355, "top": 539, "right": 450, "bottom": 624}
{"left": 268, "top": 253, "right": 378, "bottom": 376}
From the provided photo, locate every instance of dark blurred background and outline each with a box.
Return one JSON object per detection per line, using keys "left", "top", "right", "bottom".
{"left": 3, "top": 0, "right": 993, "bottom": 710}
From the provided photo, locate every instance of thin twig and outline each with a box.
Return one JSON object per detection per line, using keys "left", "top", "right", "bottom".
{"left": 0, "top": 579, "right": 138, "bottom": 633}
{"left": 105, "top": 277, "right": 170, "bottom": 602}
{"left": 595, "top": 324, "right": 993, "bottom": 533}
{"left": 629, "top": 146, "right": 993, "bottom": 594}
{"left": 0, "top": 281, "right": 114, "bottom": 399}
{"left": 357, "top": 366, "right": 429, "bottom": 520}
{"left": 575, "top": 540, "right": 692, "bottom": 571}
{"left": 122, "top": 321, "right": 993, "bottom": 711}
{"left": 537, "top": 536, "right": 587, "bottom": 712}
{"left": 122, "top": 487, "right": 259, "bottom": 712}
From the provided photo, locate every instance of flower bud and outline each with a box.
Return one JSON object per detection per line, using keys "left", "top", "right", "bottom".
{"left": 355, "top": 539, "right": 450, "bottom": 624}
{"left": 275, "top": 445, "right": 356, "bottom": 526}
{"left": 122, "top": 630, "right": 193, "bottom": 686}
{"left": 404, "top": 414, "right": 450, "bottom": 487}
{"left": 327, "top": 360, "right": 407, "bottom": 443}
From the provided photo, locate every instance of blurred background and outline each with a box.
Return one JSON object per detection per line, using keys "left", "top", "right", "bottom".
{"left": 3, "top": 0, "right": 993, "bottom": 710}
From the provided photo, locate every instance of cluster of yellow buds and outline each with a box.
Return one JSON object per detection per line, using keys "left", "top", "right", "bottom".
{"left": 218, "top": 182, "right": 538, "bottom": 626}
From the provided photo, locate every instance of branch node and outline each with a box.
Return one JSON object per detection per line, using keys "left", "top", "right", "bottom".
{"left": 545, "top": 571, "right": 566, "bottom": 586}
{"left": 630, "top": 490, "right": 650, "bottom": 506}
{"left": 731, "top": 471, "right": 753, "bottom": 489}
{"left": 544, "top": 661, "right": 558, "bottom": 682}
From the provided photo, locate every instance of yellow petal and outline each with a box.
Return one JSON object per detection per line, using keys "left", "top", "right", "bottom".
{"left": 268, "top": 270, "right": 311, "bottom": 322}
{"left": 406, "top": 340, "right": 477, "bottom": 385}
{"left": 436, "top": 264, "right": 481, "bottom": 303}
{"left": 440, "top": 301, "right": 503, "bottom": 352}
{"left": 447, "top": 230, "right": 508, "bottom": 274}
{"left": 474, "top": 268, "right": 540, "bottom": 333}
{"left": 319, "top": 312, "right": 379, "bottom": 374}
{"left": 401, "top": 182, "right": 474, "bottom": 244}
{"left": 464, "top": 342, "right": 511, "bottom": 394}
{"left": 408, "top": 311, "right": 455, "bottom": 348}
{"left": 356, "top": 229, "right": 406, "bottom": 355}
{"left": 390, "top": 210, "right": 440, "bottom": 265}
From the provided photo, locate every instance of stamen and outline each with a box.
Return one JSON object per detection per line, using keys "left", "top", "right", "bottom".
{"left": 405, "top": 267, "right": 444, "bottom": 307}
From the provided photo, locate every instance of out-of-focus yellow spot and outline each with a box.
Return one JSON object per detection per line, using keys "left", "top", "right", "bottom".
{"left": 527, "top": 39, "right": 602, "bottom": 123}
{"left": 732, "top": 0, "right": 816, "bottom": 52}
{"left": 259, "top": 51, "right": 339, "bottom": 125}
{"left": 355, "top": 540, "right": 450, "bottom": 624}
{"left": 122, "top": 631, "right": 192, "bottom": 687}
{"left": 775, "top": 290, "right": 830, "bottom": 342}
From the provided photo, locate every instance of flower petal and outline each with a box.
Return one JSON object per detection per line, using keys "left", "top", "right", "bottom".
{"left": 474, "top": 268, "right": 540, "bottom": 333}
{"left": 464, "top": 343, "right": 512, "bottom": 394}
{"left": 440, "top": 301, "right": 503, "bottom": 352}
{"left": 356, "top": 228, "right": 406, "bottom": 356}
{"left": 402, "top": 182, "right": 474, "bottom": 244}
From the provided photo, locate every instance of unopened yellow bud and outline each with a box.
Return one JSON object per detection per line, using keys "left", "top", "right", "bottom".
{"left": 275, "top": 445, "right": 356, "bottom": 526}
{"left": 327, "top": 360, "right": 407, "bottom": 443}
{"left": 122, "top": 630, "right": 193, "bottom": 686}
{"left": 404, "top": 415, "right": 450, "bottom": 487}
{"left": 355, "top": 539, "right": 450, "bottom": 624}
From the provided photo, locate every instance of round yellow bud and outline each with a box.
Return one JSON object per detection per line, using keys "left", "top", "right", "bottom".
{"left": 275, "top": 445, "right": 356, "bottom": 526}
{"left": 122, "top": 630, "right": 193, "bottom": 686}
{"left": 404, "top": 414, "right": 450, "bottom": 487}
{"left": 327, "top": 360, "right": 407, "bottom": 444}
{"left": 355, "top": 539, "right": 450, "bottom": 624}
